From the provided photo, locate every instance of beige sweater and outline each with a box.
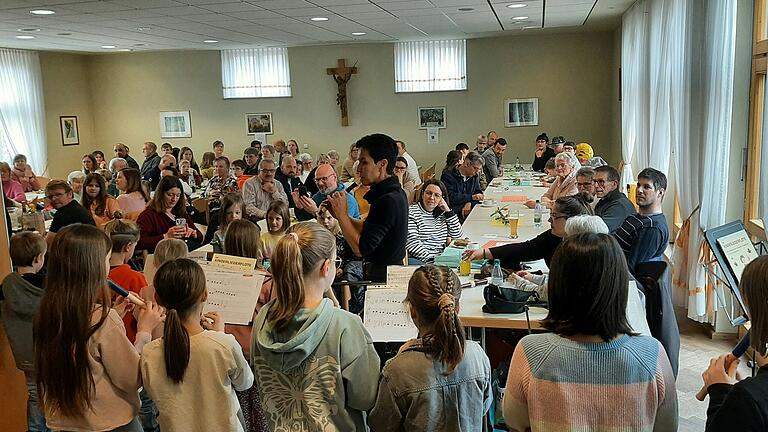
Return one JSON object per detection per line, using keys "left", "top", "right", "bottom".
{"left": 45, "top": 309, "right": 142, "bottom": 432}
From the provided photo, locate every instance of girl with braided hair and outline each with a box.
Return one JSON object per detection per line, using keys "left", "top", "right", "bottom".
{"left": 368, "top": 265, "right": 492, "bottom": 431}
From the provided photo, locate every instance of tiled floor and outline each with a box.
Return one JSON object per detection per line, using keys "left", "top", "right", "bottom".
{"left": 675, "top": 309, "right": 751, "bottom": 432}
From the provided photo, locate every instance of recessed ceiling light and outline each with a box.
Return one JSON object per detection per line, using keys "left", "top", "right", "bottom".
{"left": 310, "top": 17, "right": 328, "bottom": 21}
{"left": 512, "top": 16, "right": 529, "bottom": 20}
{"left": 203, "top": 39, "right": 218, "bottom": 43}
{"left": 351, "top": 32, "right": 366, "bottom": 36}
{"left": 18, "top": 27, "right": 40, "bottom": 32}
{"left": 507, "top": 3, "right": 527, "bottom": 8}
{"left": 101, "top": 45, "right": 116, "bottom": 48}
{"left": 16, "top": 35, "right": 35, "bottom": 39}
{"left": 29, "top": 9, "right": 55, "bottom": 15}
{"left": 457, "top": 7, "right": 475, "bottom": 11}
{"left": 57, "top": 32, "right": 72, "bottom": 36}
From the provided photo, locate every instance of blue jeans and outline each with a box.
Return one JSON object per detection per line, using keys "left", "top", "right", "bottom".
{"left": 139, "top": 388, "right": 160, "bottom": 432}
{"left": 408, "top": 257, "right": 426, "bottom": 266}
{"left": 25, "top": 372, "right": 49, "bottom": 432}
{"left": 110, "top": 418, "right": 143, "bottom": 432}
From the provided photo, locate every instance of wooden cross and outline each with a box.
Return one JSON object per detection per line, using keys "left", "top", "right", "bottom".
{"left": 326, "top": 58, "right": 358, "bottom": 127}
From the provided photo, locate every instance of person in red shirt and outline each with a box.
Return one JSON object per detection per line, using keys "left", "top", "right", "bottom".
{"left": 104, "top": 219, "right": 147, "bottom": 342}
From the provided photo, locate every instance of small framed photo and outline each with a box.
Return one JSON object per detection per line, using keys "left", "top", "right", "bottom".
{"left": 159, "top": 111, "right": 192, "bottom": 138}
{"left": 418, "top": 106, "right": 446, "bottom": 129}
{"left": 60, "top": 116, "right": 79, "bottom": 146}
{"left": 505, "top": 98, "right": 539, "bottom": 127}
{"left": 246, "top": 113, "right": 273, "bottom": 135}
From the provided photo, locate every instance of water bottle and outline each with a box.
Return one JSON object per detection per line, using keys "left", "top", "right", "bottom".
{"left": 491, "top": 259, "right": 504, "bottom": 286}
{"left": 534, "top": 200, "right": 543, "bottom": 228}
{"left": 515, "top": 156, "right": 522, "bottom": 171}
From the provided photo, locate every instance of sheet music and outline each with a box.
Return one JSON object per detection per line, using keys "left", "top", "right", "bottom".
{"left": 363, "top": 289, "right": 417, "bottom": 342}
{"left": 717, "top": 230, "right": 759, "bottom": 284}
{"left": 385, "top": 266, "right": 418, "bottom": 290}
{"left": 201, "top": 264, "right": 264, "bottom": 325}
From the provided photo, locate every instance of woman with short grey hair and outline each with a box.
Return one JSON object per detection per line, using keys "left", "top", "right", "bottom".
{"left": 527, "top": 152, "right": 580, "bottom": 209}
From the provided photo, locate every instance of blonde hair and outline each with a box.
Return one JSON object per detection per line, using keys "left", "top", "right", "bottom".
{"left": 153, "top": 239, "right": 188, "bottom": 267}
{"left": 267, "top": 222, "right": 335, "bottom": 330}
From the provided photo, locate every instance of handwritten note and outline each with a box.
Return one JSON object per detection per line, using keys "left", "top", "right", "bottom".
{"left": 200, "top": 263, "right": 264, "bottom": 325}
{"left": 363, "top": 289, "right": 417, "bottom": 342}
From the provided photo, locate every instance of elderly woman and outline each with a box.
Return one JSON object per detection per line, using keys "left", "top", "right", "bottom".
{"left": 465, "top": 193, "right": 593, "bottom": 270}
{"left": 136, "top": 176, "right": 202, "bottom": 252}
{"left": 576, "top": 142, "right": 608, "bottom": 167}
{"left": 527, "top": 152, "right": 579, "bottom": 209}
{"left": 67, "top": 170, "right": 86, "bottom": 202}
{"left": 11, "top": 154, "right": 40, "bottom": 192}
{"left": 406, "top": 179, "right": 463, "bottom": 265}
{"left": 340, "top": 144, "right": 359, "bottom": 182}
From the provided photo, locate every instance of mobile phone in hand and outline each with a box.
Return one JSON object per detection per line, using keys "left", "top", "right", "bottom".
{"left": 175, "top": 218, "right": 187, "bottom": 230}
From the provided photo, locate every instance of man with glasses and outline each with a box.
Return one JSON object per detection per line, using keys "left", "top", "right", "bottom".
{"left": 113, "top": 143, "right": 140, "bottom": 170}
{"left": 242, "top": 159, "right": 288, "bottom": 221}
{"left": 593, "top": 165, "right": 636, "bottom": 232}
{"left": 293, "top": 163, "right": 359, "bottom": 221}
{"left": 441, "top": 151, "right": 484, "bottom": 221}
{"left": 575, "top": 166, "right": 597, "bottom": 208}
{"left": 44, "top": 180, "right": 95, "bottom": 247}
{"left": 393, "top": 157, "right": 417, "bottom": 202}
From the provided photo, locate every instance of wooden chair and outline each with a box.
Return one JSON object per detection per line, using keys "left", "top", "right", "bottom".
{"left": 421, "top": 163, "right": 436, "bottom": 183}
{"left": 191, "top": 198, "right": 210, "bottom": 225}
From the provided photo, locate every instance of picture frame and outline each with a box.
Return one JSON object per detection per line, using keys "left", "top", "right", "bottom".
{"left": 159, "top": 111, "right": 192, "bottom": 138}
{"left": 246, "top": 113, "right": 273, "bottom": 135}
{"left": 418, "top": 106, "right": 446, "bottom": 129}
{"left": 60, "top": 116, "right": 79, "bottom": 146}
{"left": 504, "top": 98, "right": 539, "bottom": 127}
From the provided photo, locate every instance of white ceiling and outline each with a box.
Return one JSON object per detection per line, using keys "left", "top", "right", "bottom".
{"left": 0, "top": 0, "right": 634, "bottom": 53}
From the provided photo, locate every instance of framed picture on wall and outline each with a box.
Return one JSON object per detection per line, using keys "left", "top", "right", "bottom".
{"left": 60, "top": 116, "right": 79, "bottom": 146}
{"left": 418, "top": 106, "right": 446, "bottom": 129}
{"left": 246, "top": 113, "right": 273, "bottom": 135}
{"left": 159, "top": 111, "right": 192, "bottom": 138}
{"left": 504, "top": 98, "right": 539, "bottom": 127}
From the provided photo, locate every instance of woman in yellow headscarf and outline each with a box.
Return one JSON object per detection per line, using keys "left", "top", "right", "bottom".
{"left": 576, "top": 142, "right": 607, "bottom": 167}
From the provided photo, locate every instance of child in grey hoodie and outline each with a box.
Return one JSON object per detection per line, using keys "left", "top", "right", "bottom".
{"left": 251, "top": 222, "right": 380, "bottom": 431}
{"left": 1, "top": 232, "right": 48, "bottom": 431}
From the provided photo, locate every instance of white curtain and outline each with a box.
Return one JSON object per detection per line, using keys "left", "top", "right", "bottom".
{"left": 0, "top": 49, "right": 47, "bottom": 174}
{"left": 671, "top": 0, "right": 737, "bottom": 321}
{"left": 620, "top": 4, "right": 648, "bottom": 187}
{"left": 221, "top": 48, "right": 291, "bottom": 98}
{"left": 394, "top": 40, "right": 466, "bottom": 93}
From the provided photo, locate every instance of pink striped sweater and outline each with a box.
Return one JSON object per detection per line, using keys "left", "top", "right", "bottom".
{"left": 503, "top": 333, "right": 677, "bottom": 431}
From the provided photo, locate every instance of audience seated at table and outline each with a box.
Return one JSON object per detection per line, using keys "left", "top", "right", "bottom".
{"left": 1, "top": 162, "right": 26, "bottom": 204}
{"left": 136, "top": 176, "right": 202, "bottom": 253}
{"left": 482, "top": 137, "right": 507, "bottom": 183}
{"left": 340, "top": 143, "right": 359, "bottom": 182}
{"left": 702, "top": 256, "right": 768, "bottom": 431}
{"left": 394, "top": 157, "right": 417, "bottom": 203}
{"left": 503, "top": 232, "right": 677, "bottom": 432}
{"left": 593, "top": 165, "right": 636, "bottom": 232}
{"left": 531, "top": 133, "right": 556, "bottom": 172}
{"left": 395, "top": 140, "right": 422, "bottom": 186}
{"left": 178, "top": 146, "right": 200, "bottom": 174}
{"left": 575, "top": 166, "right": 596, "bottom": 208}
{"left": 466, "top": 193, "right": 593, "bottom": 270}
{"left": 406, "top": 179, "right": 463, "bottom": 265}
{"left": 442, "top": 151, "right": 484, "bottom": 221}
{"left": 541, "top": 157, "right": 557, "bottom": 186}
{"left": 10, "top": 154, "right": 40, "bottom": 192}
{"left": 562, "top": 141, "right": 576, "bottom": 154}
{"left": 67, "top": 170, "right": 85, "bottom": 202}
{"left": 45, "top": 179, "right": 95, "bottom": 247}
{"left": 242, "top": 159, "right": 288, "bottom": 221}
{"left": 81, "top": 173, "right": 121, "bottom": 227}
{"left": 115, "top": 168, "right": 149, "bottom": 215}
{"left": 526, "top": 152, "right": 579, "bottom": 209}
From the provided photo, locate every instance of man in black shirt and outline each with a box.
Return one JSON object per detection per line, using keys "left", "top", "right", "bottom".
{"left": 44, "top": 180, "right": 95, "bottom": 247}
{"left": 275, "top": 155, "right": 303, "bottom": 208}
{"left": 140, "top": 141, "right": 161, "bottom": 185}
{"left": 243, "top": 147, "right": 260, "bottom": 176}
{"left": 328, "top": 133, "right": 407, "bottom": 283}
{"left": 594, "top": 165, "right": 636, "bottom": 232}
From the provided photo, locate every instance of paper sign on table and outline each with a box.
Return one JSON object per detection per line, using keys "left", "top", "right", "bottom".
{"left": 212, "top": 253, "right": 258, "bottom": 272}
{"left": 200, "top": 263, "right": 264, "bottom": 325}
{"left": 501, "top": 195, "right": 529, "bottom": 203}
{"left": 363, "top": 289, "right": 417, "bottom": 342}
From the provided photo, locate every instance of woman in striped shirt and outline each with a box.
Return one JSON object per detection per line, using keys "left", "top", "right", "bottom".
{"left": 406, "top": 179, "right": 463, "bottom": 265}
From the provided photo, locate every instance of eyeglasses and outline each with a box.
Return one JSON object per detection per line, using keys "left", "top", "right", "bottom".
{"left": 260, "top": 168, "right": 276, "bottom": 173}
{"left": 394, "top": 165, "right": 407, "bottom": 170}
{"left": 577, "top": 182, "right": 593, "bottom": 188}
{"left": 315, "top": 174, "right": 334, "bottom": 182}
{"left": 423, "top": 191, "right": 442, "bottom": 199}
{"left": 550, "top": 213, "right": 567, "bottom": 220}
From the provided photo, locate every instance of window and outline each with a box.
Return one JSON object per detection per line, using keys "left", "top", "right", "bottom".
{"left": 745, "top": 0, "right": 768, "bottom": 239}
{"left": 221, "top": 48, "right": 291, "bottom": 98}
{"left": 394, "top": 40, "right": 466, "bottom": 93}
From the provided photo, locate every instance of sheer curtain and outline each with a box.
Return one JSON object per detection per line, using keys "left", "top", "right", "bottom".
{"left": 221, "top": 48, "right": 291, "bottom": 98}
{"left": 620, "top": 4, "right": 648, "bottom": 186}
{"left": 0, "top": 49, "right": 47, "bottom": 174}
{"left": 670, "top": 0, "right": 737, "bottom": 321}
{"left": 394, "top": 40, "right": 466, "bottom": 93}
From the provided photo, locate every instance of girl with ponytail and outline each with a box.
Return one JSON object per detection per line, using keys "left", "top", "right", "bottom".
{"left": 368, "top": 265, "right": 492, "bottom": 431}
{"left": 140, "top": 258, "right": 254, "bottom": 432}
{"left": 251, "top": 222, "right": 380, "bottom": 431}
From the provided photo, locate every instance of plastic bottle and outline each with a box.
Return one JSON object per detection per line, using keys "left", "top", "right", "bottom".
{"left": 515, "top": 156, "right": 522, "bottom": 170}
{"left": 491, "top": 259, "right": 504, "bottom": 286}
{"left": 534, "top": 200, "right": 543, "bottom": 228}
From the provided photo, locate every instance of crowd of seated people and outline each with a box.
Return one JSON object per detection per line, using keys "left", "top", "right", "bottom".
{"left": 6, "top": 131, "right": 752, "bottom": 432}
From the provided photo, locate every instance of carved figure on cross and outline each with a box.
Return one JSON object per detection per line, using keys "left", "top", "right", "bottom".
{"left": 326, "top": 59, "right": 358, "bottom": 126}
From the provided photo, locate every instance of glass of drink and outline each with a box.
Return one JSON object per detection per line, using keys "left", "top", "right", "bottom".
{"left": 508, "top": 213, "right": 520, "bottom": 239}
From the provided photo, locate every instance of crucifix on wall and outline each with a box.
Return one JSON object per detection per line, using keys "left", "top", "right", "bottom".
{"left": 326, "top": 58, "right": 358, "bottom": 127}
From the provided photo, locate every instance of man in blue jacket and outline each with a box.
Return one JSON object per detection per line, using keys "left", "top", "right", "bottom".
{"left": 441, "top": 151, "right": 484, "bottom": 221}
